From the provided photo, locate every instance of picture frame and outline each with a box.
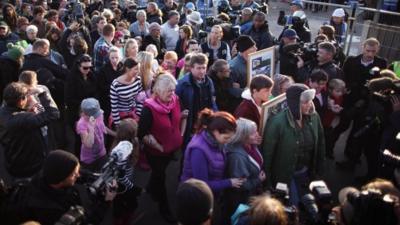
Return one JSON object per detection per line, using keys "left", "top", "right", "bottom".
{"left": 247, "top": 46, "right": 275, "bottom": 86}
{"left": 259, "top": 93, "right": 287, "bottom": 134}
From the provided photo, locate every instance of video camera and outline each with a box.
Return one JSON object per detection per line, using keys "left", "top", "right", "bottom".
{"left": 88, "top": 141, "right": 133, "bottom": 196}
{"left": 282, "top": 42, "right": 318, "bottom": 65}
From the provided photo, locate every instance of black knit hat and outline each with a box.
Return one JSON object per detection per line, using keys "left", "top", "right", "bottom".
{"left": 176, "top": 179, "right": 214, "bottom": 225}
{"left": 43, "top": 150, "right": 79, "bottom": 185}
{"left": 236, "top": 35, "right": 256, "bottom": 53}
{"left": 286, "top": 83, "right": 315, "bottom": 121}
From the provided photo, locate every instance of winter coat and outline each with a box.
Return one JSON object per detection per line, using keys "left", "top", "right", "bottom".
{"left": 0, "top": 32, "right": 19, "bottom": 55}
{"left": 0, "top": 55, "right": 21, "bottom": 100}
{"left": 234, "top": 89, "right": 260, "bottom": 128}
{"left": 176, "top": 73, "right": 217, "bottom": 143}
{"left": 243, "top": 23, "right": 275, "bottom": 50}
{"left": 262, "top": 108, "right": 325, "bottom": 188}
{"left": 0, "top": 92, "right": 60, "bottom": 178}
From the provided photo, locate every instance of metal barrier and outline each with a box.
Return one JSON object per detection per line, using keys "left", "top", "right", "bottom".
{"left": 295, "top": 0, "right": 400, "bottom": 62}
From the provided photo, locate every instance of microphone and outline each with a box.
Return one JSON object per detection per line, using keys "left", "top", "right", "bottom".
{"left": 110, "top": 141, "right": 133, "bottom": 162}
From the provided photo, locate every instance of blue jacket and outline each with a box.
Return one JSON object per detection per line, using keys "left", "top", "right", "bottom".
{"left": 176, "top": 73, "right": 218, "bottom": 143}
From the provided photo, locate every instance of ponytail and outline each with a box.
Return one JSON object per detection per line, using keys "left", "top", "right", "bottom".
{"left": 195, "top": 108, "right": 237, "bottom": 134}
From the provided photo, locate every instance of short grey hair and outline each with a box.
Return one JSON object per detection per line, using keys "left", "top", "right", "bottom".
{"left": 229, "top": 118, "right": 257, "bottom": 145}
{"left": 153, "top": 73, "right": 177, "bottom": 95}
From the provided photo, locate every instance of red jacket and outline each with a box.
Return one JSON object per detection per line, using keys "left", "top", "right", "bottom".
{"left": 234, "top": 99, "right": 260, "bottom": 128}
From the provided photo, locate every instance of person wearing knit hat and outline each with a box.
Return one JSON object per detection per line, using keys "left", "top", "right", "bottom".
{"left": 43, "top": 150, "right": 80, "bottom": 186}
{"left": 229, "top": 35, "right": 257, "bottom": 93}
{"left": 262, "top": 83, "right": 325, "bottom": 205}
{"left": 328, "top": 8, "right": 347, "bottom": 45}
{"left": 176, "top": 179, "right": 214, "bottom": 225}
{"left": 4, "top": 43, "right": 25, "bottom": 62}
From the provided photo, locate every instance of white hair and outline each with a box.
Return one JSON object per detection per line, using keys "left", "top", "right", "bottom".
{"left": 153, "top": 74, "right": 177, "bottom": 95}
{"left": 26, "top": 25, "right": 38, "bottom": 33}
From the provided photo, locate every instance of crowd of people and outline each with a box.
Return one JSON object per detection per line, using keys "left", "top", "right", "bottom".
{"left": 0, "top": 0, "right": 400, "bottom": 224}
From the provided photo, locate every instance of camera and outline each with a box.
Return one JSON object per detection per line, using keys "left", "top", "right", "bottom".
{"left": 282, "top": 42, "right": 318, "bottom": 65}
{"left": 55, "top": 206, "right": 85, "bottom": 225}
{"left": 87, "top": 141, "right": 133, "bottom": 196}
{"left": 344, "top": 189, "right": 398, "bottom": 225}
{"left": 270, "top": 183, "right": 298, "bottom": 224}
{"left": 300, "top": 181, "right": 333, "bottom": 225}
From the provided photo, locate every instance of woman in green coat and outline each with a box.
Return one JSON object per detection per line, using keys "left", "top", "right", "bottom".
{"left": 262, "top": 83, "right": 325, "bottom": 205}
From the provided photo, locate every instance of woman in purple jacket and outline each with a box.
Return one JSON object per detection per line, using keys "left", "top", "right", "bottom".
{"left": 181, "top": 108, "right": 245, "bottom": 196}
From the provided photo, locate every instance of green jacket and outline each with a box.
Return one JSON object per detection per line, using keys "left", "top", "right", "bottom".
{"left": 262, "top": 108, "right": 325, "bottom": 188}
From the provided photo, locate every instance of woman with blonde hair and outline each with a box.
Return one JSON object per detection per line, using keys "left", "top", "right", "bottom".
{"left": 137, "top": 51, "right": 156, "bottom": 94}
{"left": 124, "top": 38, "right": 139, "bottom": 60}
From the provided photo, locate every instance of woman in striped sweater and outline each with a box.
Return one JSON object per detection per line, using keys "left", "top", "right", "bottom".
{"left": 110, "top": 58, "right": 143, "bottom": 127}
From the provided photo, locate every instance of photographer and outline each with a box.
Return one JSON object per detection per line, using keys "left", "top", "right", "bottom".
{"left": 200, "top": 25, "right": 231, "bottom": 67}
{"left": 296, "top": 41, "right": 343, "bottom": 83}
{"left": 243, "top": 12, "right": 275, "bottom": 51}
{"left": 4, "top": 150, "right": 116, "bottom": 225}
{"left": 278, "top": 29, "right": 299, "bottom": 79}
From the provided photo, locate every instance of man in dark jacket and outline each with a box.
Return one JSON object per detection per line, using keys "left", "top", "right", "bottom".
{"left": 176, "top": 53, "right": 218, "bottom": 145}
{"left": 2, "top": 150, "right": 115, "bottom": 225}
{"left": 336, "top": 38, "right": 388, "bottom": 171}
{"left": 0, "top": 21, "right": 19, "bottom": 55}
{"left": 296, "top": 41, "right": 343, "bottom": 83}
{"left": 0, "top": 82, "right": 59, "bottom": 179}
{"left": 243, "top": 12, "right": 275, "bottom": 51}
{"left": 141, "top": 22, "right": 166, "bottom": 61}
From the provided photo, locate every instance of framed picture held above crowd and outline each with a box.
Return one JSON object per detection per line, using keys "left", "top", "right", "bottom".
{"left": 259, "top": 93, "right": 287, "bottom": 134}
{"left": 247, "top": 47, "right": 275, "bottom": 87}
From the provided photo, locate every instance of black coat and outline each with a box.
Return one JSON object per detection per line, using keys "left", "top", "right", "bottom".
{"left": 64, "top": 70, "right": 98, "bottom": 126}
{"left": 96, "top": 62, "right": 124, "bottom": 121}
{"left": 5, "top": 176, "right": 109, "bottom": 225}
{"left": 0, "top": 92, "right": 60, "bottom": 178}
{"left": 209, "top": 73, "right": 240, "bottom": 113}
{"left": 343, "top": 54, "right": 387, "bottom": 106}
{"left": 141, "top": 35, "right": 166, "bottom": 60}
{"left": 0, "top": 55, "right": 21, "bottom": 101}
{"left": 243, "top": 23, "right": 275, "bottom": 50}
{"left": 297, "top": 60, "right": 343, "bottom": 83}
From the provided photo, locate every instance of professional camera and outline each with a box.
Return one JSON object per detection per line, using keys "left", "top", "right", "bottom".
{"left": 55, "top": 206, "right": 85, "bottom": 225}
{"left": 88, "top": 141, "right": 133, "bottom": 196}
{"left": 300, "top": 181, "right": 333, "bottom": 225}
{"left": 369, "top": 77, "right": 400, "bottom": 104}
{"left": 282, "top": 42, "right": 318, "bottom": 65}
{"left": 270, "top": 183, "right": 298, "bottom": 224}
{"left": 343, "top": 189, "right": 398, "bottom": 225}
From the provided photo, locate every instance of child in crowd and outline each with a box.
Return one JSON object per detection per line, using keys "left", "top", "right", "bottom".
{"left": 76, "top": 98, "right": 116, "bottom": 172}
{"left": 112, "top": 118, "right": 142, "bottom": 225}
{"left": 323, "top": 79, "right": 346, "bottom": 158}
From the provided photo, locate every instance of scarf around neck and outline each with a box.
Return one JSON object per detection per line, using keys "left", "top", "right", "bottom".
{"left": 145, "top": 94, "right": 178, "bottom": 114}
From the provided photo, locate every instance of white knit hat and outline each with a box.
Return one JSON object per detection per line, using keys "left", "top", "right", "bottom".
{"left": 332, "top": 8, "right": 345, "bottom": 17}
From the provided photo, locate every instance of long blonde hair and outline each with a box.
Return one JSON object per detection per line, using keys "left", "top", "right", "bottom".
{"left": 136, "top": 51, "right": 155, "bottom": 90}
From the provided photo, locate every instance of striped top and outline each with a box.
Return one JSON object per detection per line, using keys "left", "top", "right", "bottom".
{"left": 110, "top": 76, "right": 143, "bottom": 125}
{"left": 116, "top": 158, "right": 134, "bottom": 192}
